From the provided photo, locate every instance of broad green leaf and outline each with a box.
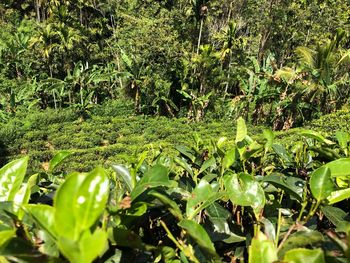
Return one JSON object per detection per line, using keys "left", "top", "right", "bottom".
{"left": 0, "top": 157, "right": 28, "bottom": 202}
{"left": 241, "top": 141, "right": 263, "bottom": 161}
{"left": 248, "top": 232, "right": 277, "bottom": 263}
{"left": 74, "top": 168, "right": 109, "bottom": 232}
{"left": 112, "top": 164, "right": 136, "bottom": 192}
{"left": 224, "top": 173, "right": 265, "bottom": 216}
{"left": 198, "top": 157, "right": 216, "bottom": 175}
{"left": 221, "top": 148, "right": 237, "bottom": 174}
{"left": 54, "top": 168, "right": 109, "bottom": 240}
{"left": 149, "top": 191, "right": 183, "bottom": 220}
{"left": 324, "top": 158, "right": 350, "bottom": 177}
{"left": 206, "top": 202, "right": 230, "bottom": 222}
{"left": 174, "top": 157, "right": 194, "bottom": 177}
{"left": 263, "top": 129, "right": 274, "bottom": 151}
{"left": 310, "top": 167, "right": 335, "bottom": 201}
{"left": 235, "top": 117, "right": 247, "bottom": 144}
{"left": 283, "top": 248, "right": 325, "bottom": 263}
{"left": 300, "top": 130, "right": 334, "bottom": 145}
{"left": 13, "top": 174, "right": 38, "bottom": 218}
{"left": 25, "top": 204, "right": 57, "bottom": 238}
{"left": 278, "top": 230, "right": 324, "bottom": 258}
{"left": 260, "top": 218, "right": 276, "bottom": 241}
{"left": 58, "top": 229, "right": 107, "bottom": 263}
{"left": 175, "top": 145, "right": 196, "bottom": 162}
{"left": 131, "top": 164, "right": 172, "bottom": 200}
{"left": 272, "top": 144, "right": 293, "bottom": 166}
{"left": 217, "top": 137, "right": 227, "bottom": 150}
{"left": 206, "top": 203, "right": 245, "bottom": 243}
{"left": 49, "top": 151, "right": 72, "bottom": 172}
{"left": 0, "top": 230, "right": 15, "bottom": 248}
{"left": 186, "top": 179, "right": 223, "bottom": 220}
{"left": 178, "top": 219, "right": 220, "bottom": 261}
{"left": 109, "top": 227, "right": 144, "bottom": 249}
{"left": 54, "top": 172, "right": 87, "bottom": 240}
{"left": 327, "top": 188, "right": 350, "bottom": 204}
{"left": 336, "top": 131, "right": 350, "bottom": 155}
{"left": 321, "top": 206, "right": 350, "bottom": 232}
{"left": 263, "top": 173, "right": 304, "bottom": 202}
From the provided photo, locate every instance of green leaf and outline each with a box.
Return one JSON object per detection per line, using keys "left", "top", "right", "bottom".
{"left": 186, "top": 179, "right": 223, "bottom": 220}
{"left": 112, "top": 164, "right": 133, "bottom": 192}
{"left": 324, "top": 158, "right": 350, "bottom": 177}
{"left": 0, "top": 230, "right": 15, "bottom": 248}
{"left": 224, "top": 173, "right": 265, "bottom": 216}
{"left": 58, "top": 229, "right": 108, "bottom": 263}
{"left": 109, "top": 227, "right": 144, "bottom": 249}
{"left": 206, "top": 203, "right": 245, "bottom": 243}
{"left": 327, "top": 188, "right": 350, "bottom": 204}
{"left": 49, "top": 151, "right": 72, "bottom": 172}
{"left": 198, "top": 157, "right": 216, "bottom": 175}
{"left": 321, "top": 206, "right": 350, "bottom": 232}
{"left": 174, "top": 157, "right": 194, "bottom": 177}
{"left": 74, "top": 168, "right": 109, "bottom": 232}
{"left": 54, "top": 168, "right": 109, "bottom": 240}
{"left": 263, "top": 129, "right": 274, "bottom": 151}
{"left": 149, "top": 191, "right": 183, "bottom": 221}
{"left": 175, "top": 145, "right": 196, "bottom": 163}
{"left": 235, "top": 117, "right": 247, "bottom": 144}
{"left": 272, "top": 144, "right": 293, "bottom": 166}
{"left": 54, "top": 172, "right": 85, "bottom": 240}
{"left": 310, "top": 167, "right": 335, "bottom": 201}
{"left": 0, "top": 157, "right": 28, "bottom": 202}
{"left": 300, "top": 130, "right": 334, "bottom": 145}
{"left": 248, "top": 232, "right": 277, "bottom": 263}
{"left": 25, "top": 204, "right": 57, "bottom": 238}
{"left": 278, "top": 230, "right": 324, "bottom": 258}
{"left": 178, "top": 219, "right": 220, "bottom": 261}
{"left": 283, "top": 248, "right": 325, "bottom": 263}
{"left": 263, "top": 173, "right": 304, "bottom": 202}
{"left": 221, "top": 148, "right": 237, "bottom": 174}
{"left": 335, "top": 131, "right": 350, "bottom": 155}
{"left": 131, "top": 164, "right": 172, "bottom": 200}
{"left": 14, "top": 174, "right": 38, "bottom": 218}
{"left": 241, "top": 141, "right": 263, "bottom": 161}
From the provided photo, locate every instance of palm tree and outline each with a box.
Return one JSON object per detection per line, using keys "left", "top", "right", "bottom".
{"left": 30, "top": 23, "right": 58, "bottom": 77}
{"left": 295, "top": 29, "right": 346, "bottom": 113}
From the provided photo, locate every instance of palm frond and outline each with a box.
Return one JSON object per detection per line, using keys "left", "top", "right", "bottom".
{"left": 295, "top": 46, "right": 315, "bottom": 68}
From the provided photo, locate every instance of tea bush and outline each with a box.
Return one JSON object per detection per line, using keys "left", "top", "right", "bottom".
{"left": 0, "top": 118, "right": 350, "bottom": 262}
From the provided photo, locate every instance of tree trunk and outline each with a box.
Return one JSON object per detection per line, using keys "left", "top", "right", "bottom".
{"left": 196, "top": 18, "right": 204, "bottom": 54}
{"left": 35, "top": 0, "right": 40, "bottom": 22}
{"left": 134, "top": 86, "right": 141, "bottom": 114}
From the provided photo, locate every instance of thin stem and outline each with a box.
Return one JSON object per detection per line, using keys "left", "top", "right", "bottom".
{"left": 277, "top": 224, "right": 295, "bottom": 251}
{"left": 160, "top": 220, "right": 182, "bottom": 249}
{"left": 275, "top": 209, "right": 282, "bottom": 246}
{"left": 304, "top": 200, "right": 321, "bottom": 222}
{"left": 160, "top": 220, "right": 200, "bottom": 263}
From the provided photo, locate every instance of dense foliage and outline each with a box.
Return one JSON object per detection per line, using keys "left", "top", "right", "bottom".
{"left": 1, "top": 0, "right": 349, "bottom": 128}
{"left": 1, "top": 1, "right": 350, "bottom": 262}
{"left": 1, "top": 118, "right": 350, "bottom": 262}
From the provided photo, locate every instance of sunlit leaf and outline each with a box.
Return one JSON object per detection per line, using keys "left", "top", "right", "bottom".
{"left": 49, "top": 151, "right": 72, "bottom": 172}
{"left": 283, "top": 248, "right": 325, "bottom": 263}
{"left": 131, "top": 164, "right": 172, "bottom": 200}
{"left": 178, "top": 219, "right": 220, "bottom": 261}
{"left": 327, "top": 188, "right": 350, "bottom": 204}
{"left": 310, "top": 167, "right": 335, "bottom": 201}
{"left": 0, "top": 157, "right": 28, "bottom": 202}
{"left": 235, "top": 117, "right": 247, "bottom": 144}
{"left": 224, "top": 173, "right": 265, "bottom": 216}
{"left": 248, "top": 232, "right": 277, "bottom": 263}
